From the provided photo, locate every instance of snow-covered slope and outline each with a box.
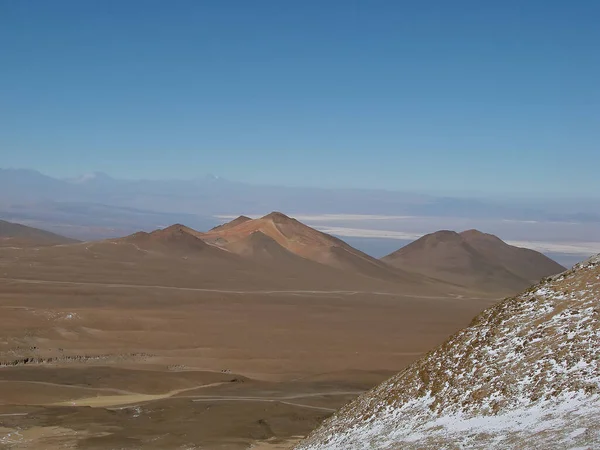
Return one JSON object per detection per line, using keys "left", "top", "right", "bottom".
{"left": 297, "top": 255, "right": 600, "bottom": 449}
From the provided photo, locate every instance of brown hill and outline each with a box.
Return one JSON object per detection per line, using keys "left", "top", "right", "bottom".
{"left": 382, "top": 229, "right": 565, "bottom": 293}
{"left": 0, "top": 219, "right": 78, "bottom": 247}
{"left": 120, "top": 224, "right": 226, "bottom": 255}
{"left": 200, "top": 212, "right": 420, "bottom": 283}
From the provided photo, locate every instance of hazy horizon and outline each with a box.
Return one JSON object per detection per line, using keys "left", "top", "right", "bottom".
{"left": 3, "top": 166, "right": 600, "bottom": 201}
{"left": 2, "top": 165, "right": 599, "bottom": 268}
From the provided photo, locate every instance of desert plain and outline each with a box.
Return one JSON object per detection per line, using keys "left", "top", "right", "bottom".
{"left": 0, "top": 222, "right": 506, "bottom": 449}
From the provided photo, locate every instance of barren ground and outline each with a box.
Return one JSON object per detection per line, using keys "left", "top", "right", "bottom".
{"left": 0, "top": 244, "right": 498, "bottom": 449}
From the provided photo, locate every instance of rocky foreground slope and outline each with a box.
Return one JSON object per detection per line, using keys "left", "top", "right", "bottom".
{"left": 297, "top": 255, "right": 600, "bottom": 449}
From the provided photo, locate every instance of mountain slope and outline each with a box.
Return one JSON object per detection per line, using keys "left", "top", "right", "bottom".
{"left": 0, "top": 219, "right": 78, "bottom": 247}
{"left": 222, "top": 231, "right": 384, "bottom": 285}
{"left": 297, "top": 255, "right": 600, "bottom": 449}
{"left": 225, "top": 230, "right": 306, "bottom": 263}
{"left": 460, "top": 229, "right": 566, "bottom": 281}
{"left": 382, "top": 229, "right": 565, "bottom": 293}
{"left": 201, "top": 212, "right": 418, "bottom": 283}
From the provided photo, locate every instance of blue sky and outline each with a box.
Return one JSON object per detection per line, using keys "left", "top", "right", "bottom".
{"left": 1, "top": 1, "right": 598, "bottom": 195}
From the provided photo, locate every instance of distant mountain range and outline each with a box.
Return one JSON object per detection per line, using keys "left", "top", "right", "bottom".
{"left": 0, "top": 215, "right": 565, "bottom": 295}
{"left": 2, "top": 168, "right": 599, "bottom": 222}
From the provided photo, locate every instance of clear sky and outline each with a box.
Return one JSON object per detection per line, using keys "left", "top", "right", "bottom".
{"left": 1, "top": 1, "right": 598, "bottom": 195}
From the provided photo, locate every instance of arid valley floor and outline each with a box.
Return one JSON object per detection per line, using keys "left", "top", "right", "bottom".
{"left": 0, "top": 270, "right": 496, "bottom": 444}
{"left": 0, "top": 215, "right": 562, "bottom": 448}
{"left": 0, "top": 280, "right": 500, "bottom": 448}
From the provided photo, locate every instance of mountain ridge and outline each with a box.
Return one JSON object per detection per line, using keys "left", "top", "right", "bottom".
{"left": 4, "top": 167, "right": 597, "bottom": 226}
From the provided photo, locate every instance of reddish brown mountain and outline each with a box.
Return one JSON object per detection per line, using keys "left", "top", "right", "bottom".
{"left": 382, "top": 229, "right": 565, "bottom": 293}
{"left": 0, "top": 219, "right": 78, "bottom": 247}
{"left": 200, "top": 212, "right": 418, "bottom": 282}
